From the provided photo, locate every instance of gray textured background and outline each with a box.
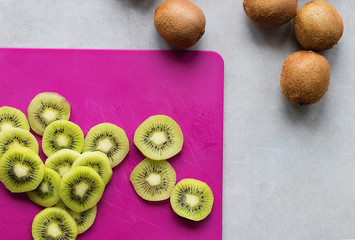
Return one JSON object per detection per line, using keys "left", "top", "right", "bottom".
{"left": 0, "top": 0, "right": 354, "bottom": 239}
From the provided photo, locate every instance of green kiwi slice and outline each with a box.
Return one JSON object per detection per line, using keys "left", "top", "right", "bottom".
{"left": 130, "top": 158, "right": 176, "bottom": 201}
{"left": 170, "top": 178, "right": 214, "bottom": 221}
{"left": 0, "top": 128, "right": 39, "bottom": 159}
{"left": 27, "top": 168, "right": 61, "bottom": 207}
{"left": 134, "top": 115, "right": 183, "bottom": 160}
{"left": 45, "top": 149, "right": 81, "bottom": 177}
{"left": 60, "top": 166, "right": 105, "bottom": 212}
{"left": 27, "top": 92, "right": 71, "bottom": 136}
{"left": 42, "top": 120, "right": 84, "bottom": 157}
{"left": 72, "top": 151, "right": 113, "bottom": 185}
{"left": 83, "top": 123, "right": 129, "bottom": 168}
{"left": 32, "top": 207, "right": 78, "bottom": 240}
{"left": 0, "top": 147, "right": 44, "bottom": 193}
{"left": 56, "top": 200, "right": 97, "bottom": 234}
{"left": 0, "top": 106, "right": 30, "bottom": 132}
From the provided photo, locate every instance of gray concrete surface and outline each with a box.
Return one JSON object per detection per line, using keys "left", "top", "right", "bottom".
{"left": 0, "top": 0, "right": 354, "bottom": 239}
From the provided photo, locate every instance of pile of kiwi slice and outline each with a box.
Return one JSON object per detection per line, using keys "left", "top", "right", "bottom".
{"left": 0, "top": 92, "right": 130, "bottom": 239}
{"left": 131, "top": 115, "right": 214, "bottom": 221}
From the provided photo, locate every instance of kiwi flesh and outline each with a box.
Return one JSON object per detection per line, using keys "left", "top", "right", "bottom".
{"left": 72, "top": 151, "right": 113, "bottom": 185}
{"left": 60, "top": 166, "right": 105, "bottom": 212}
{"left": 42, "top": 120, "right": 84, "bottom": 157}
{"left": 243, "top": 0, "right": 298, "bottom": 27}
{"left": 56, "top": 200, "right": 97, "bottom": 234}
{"left": 45, "top": 149, "right": 81, "bottom": 177}
{"left": 154, "top": 0, "right": 206, "bottom": 48}
{"left": 0, "top": 128, "right": 39, "bottom": 159}
{"left": 0, "top": 147, "right": 44, "bottom": 193}
{"left": 32, "top": 207, "right": 78, "bottom": 240}
{"left": 0, "top": 106, "right": 30, "bottom": 132}
{"left": 134, "top": 115, "right": 183, "bottom": 161}
{"left": 170, "top": 178, "right": 214, "bottom": 221}
{"left": 83, "top": 123, "right": 129, "bottom": 168}
{"left": 27, "top": 92, "right": 71, "bottom": 136}
{"left": 280, "top": 50, "right": 330, "bottom": 105}
{"left": 130, "top": 158, "right": 176, "bottom": 201}
{"left": 27, "top": 167, "right": 61, "bottom": 207}
{"left": 294, "top": 0, "right": 343, "bottom": 51}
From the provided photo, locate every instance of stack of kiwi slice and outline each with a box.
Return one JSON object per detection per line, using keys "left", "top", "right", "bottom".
{"left": 0, "top": 92, "right": 130, "bottom": 239}
{"left": 131, "top": 115, "right": 214, "bottom": 221}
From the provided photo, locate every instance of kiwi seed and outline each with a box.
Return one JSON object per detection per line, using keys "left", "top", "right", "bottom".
{"left": 32, "top": 207, "right": 78, "bottom": 240}
{"left": 27, "top": 92, "right": 71, "bottom": 136}
{"left": 42, "top": 120, "right": 84, "bottom": 157}
{"left": 170, "top": 178, "right": 214, "bottom": 221}
{"left": 154, "top": 0, "right": 206, "bottom": 48}
{"left": 45, "top": 149, "right": 81, "bottom": 177}
{"left": 294, "top": 0, "right": 343, "bottom": 51}
{"left": 130, "top": 158, "right": 176, "bottom": 201}
{"left": 134, "top": 115, "right": 183, "bottom": 161}
{"left": 280, "top": 50, "right": 330, "bottom": 105}
{"left": 0, "top": 106, "right": 30, "bottom": 132}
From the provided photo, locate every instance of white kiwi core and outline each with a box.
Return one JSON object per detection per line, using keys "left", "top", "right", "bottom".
{"left": 75, "top": 182, "right": 89, "bottom": 197}
{"left": 146, "top": 173, "right": 162, "bottom": 186}
{"left": 56, "top": 135, "right": 69, "bottom": 147}
{"left": 14, "top": 164, "right": 30, "bottom": 178}
{"left": 97, "top": 139, "right": 112, "bottom": 153}
{"left": 0, "top": 123, "right": 14, "bottom": 131}
{"left": 149, "top": 132, "right": 166, "bottom": 145}
{"left": 185, "top": 194, "right": 200, "bottom": 207}
{"left": 42, "top": 109, "right": 58, "bottom": 122}
{"left": 47, "top": 222, "right": 62, "bottom": 238}
{"left": 39, "top": 182, "right": 49, "bottom": 193}
{"left": 58, "top": 166, "right": 71, "bottom": 177}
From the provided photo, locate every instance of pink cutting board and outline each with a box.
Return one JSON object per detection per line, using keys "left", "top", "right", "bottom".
{"left": 0, "top": 48, "right": 223, "bottom": 240}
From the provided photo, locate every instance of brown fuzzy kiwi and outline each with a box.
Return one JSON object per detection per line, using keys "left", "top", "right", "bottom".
{"left": 280, "top": 50, "right": 330, "bottom": 105}
{"left": 154, "top": 0, "right": 206, "bottom": 48}
{"left": 243, "top": 0, "right": 298, "bottom": 27}
{"left": 294, "top": 0, "right": 343, "bottom": 51}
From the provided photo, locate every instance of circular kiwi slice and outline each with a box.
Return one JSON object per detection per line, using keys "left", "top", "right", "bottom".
{"left": 170, "top": 178, "right": 214, "bottom": 221}
{"left": 130, "top": 158, "right": 176, "bottom": 201}
{"left": 72, "top": 151, "right": 113, "bottom": 185}
{"left": 60, "top": 166, "right": 105, "bottom": 212}
{"left": 0, "top": 128, "right": 39, "bottom": 159}
{"left": 134, "top": 115, "right": 183, "bottom": 160}
{"left": 27, "top": 168, "right": 61, "bottom": 207}
{"left": 0, "top": 146, "right": 44, "bottom": 193}
{"left": 56, "top": 200, "right": 97, "bottom": 234}
{"left": 83, "top": 123, "right": 129, "bottom": 168}
{"left": 42, "top": 120, "right": 84, "bottom": 157}
{"left": 27, "top": 92, "right": 71, "bottom": 136}
{"left": 45, "top": 149, "right": 81, "bottom": 177}
{"left": 0, "top": 106, "right": 30, "bottom": 132}
{"left": 32, "top": 207, "right": 78, "bottom": 240}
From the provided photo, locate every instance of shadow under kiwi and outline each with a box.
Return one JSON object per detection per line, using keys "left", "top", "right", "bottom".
{"left": 116, "top": 0, "right": 157, "bottom": 12}
{"left": 171, "top": 208, "right": 213, "bottom": 229}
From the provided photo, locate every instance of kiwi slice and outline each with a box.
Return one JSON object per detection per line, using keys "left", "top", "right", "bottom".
{"left": 83, "top": 123, "right": 129, "bottom": 168}
{"left": 56, "top": 200, "right": 97, "bottom": 234}
{"left": 170, "top": 178, "right": 214, "bottom": 221}
{"left": 0, "top": 106, "right": 30, "bottom": 132}
{"left": 0, "top": 128, "right": 39, "bottom": 159}
{"left": 60, "top": 166, "right": 105, "bottom": 212}
{"left": 42, "top": 120, "right": 84, "bottom": 157}
{"left": 72, "top": 151, "right": 113, "bottom": 185}
{"left": 130, "top": 158, "right": 176, "bottom": 201}
{"left": 0, "top": 147, "right": 44, "bottom": 193}
{"left": 27, "top": 168, "right": 61, "bottom": 207}
{"left": 45, "top": 149, "right": 81, "bottom": 177}
{"left": 134, "top": 115, "right": 183, "bottom": 160}
{"left": 32, "top": 207, "right": 78, "bottom": 240}
{"left": 27, "top": 92, "right": 71, "bottom": 136}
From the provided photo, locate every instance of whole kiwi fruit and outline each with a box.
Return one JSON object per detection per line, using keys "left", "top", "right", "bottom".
{"left": 280, "top": 50, "right": 330, "bottom": 105}
{"left": 154, "top": 0, "right": 206, "bottom": 48}
{"left": 243, "top": 0, "right": 298, "bottom": 27}
{"left": 294, "top": 0, "right": 343, "bottom": 51}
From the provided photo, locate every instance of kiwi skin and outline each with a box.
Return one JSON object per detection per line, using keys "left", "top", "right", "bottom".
{"left": 243, "top": 0, "right": 298, "bottom": 27}
{"left": 154, "top": 0, "right": 206, "bottom": 48}
{"left": 280, "top": 50, "right": 330, "bottom": 105}
{"left": 294, "top": 0, "right": 343, "bottom": 51}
